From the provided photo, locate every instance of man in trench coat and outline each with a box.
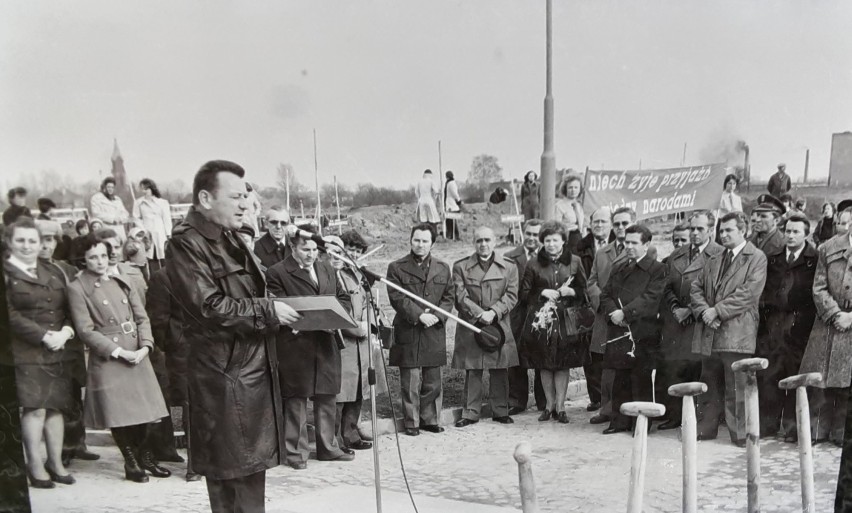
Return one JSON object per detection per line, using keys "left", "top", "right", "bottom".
{"left": 658, "top": 211, "right": 723, "bottom": 430}
{"left": 756, "top": 213, "right": 817, "bottom": 442}
{"left": 452, "top": 226, "right": 519, "bottom": 427}
{"left": 691, "top": 211, "right": 767, "bottom": 446}
{"left": 800, "top": 219, "right": 852, "bottom": 446}
{"left": 166, "top": 161, "right": 300, "bottom": 513}
{"left": 387, "top": 224, "right": 454, "bottom": 436}
{"left": 266, "top": 226, "right": 353, "bottom": 469}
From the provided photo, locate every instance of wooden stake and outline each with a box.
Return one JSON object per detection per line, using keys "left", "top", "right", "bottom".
{"left": 669, "top": 382, "right": 708, "bottom": 513}
{"left": 313, "top": 129, "right": 322, "bottom": 235}
{"left": 513, "top": 442, "right": 540, "bottom": 513}
{"left": 621, "top": 401, "right": 666, "bottom": 513}
{"left": 779, "top": 372, "right": 823, "bottom": 512}
{"left": 731, "top": 357, "right": 769, "bottom": 513}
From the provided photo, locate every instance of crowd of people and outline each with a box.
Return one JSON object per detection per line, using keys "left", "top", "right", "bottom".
{"left": 2, "top": 161, "right": 851, "bottom": 513}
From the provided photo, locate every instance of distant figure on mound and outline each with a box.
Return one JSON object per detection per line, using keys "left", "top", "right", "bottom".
{"left": 767, "top": 163, "right": 791, "bottom": 200}
{"left": 415, "top": 169, "right": 441, "bottom": 231}
{"left": 90, "top": 177, "right": 131, "bottom": 243}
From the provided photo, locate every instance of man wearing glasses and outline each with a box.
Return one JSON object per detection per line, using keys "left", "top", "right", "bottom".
{"left": 254, "top": 206, "right": 291, "bottom": 269}
{"left": 587, "top": 207, "right": 656, "bottom": 425}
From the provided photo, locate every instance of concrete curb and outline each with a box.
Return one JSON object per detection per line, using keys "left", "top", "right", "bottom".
{"left": 87, "top": 379, "right": 588, "bottom": 446}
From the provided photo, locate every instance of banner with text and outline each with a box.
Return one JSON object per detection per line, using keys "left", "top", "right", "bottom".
{"left": 583, "top": 163, "right": 726, "bottom": 220}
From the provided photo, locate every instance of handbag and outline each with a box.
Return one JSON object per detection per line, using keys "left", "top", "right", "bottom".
{"left": 560, "top": 292, "right": 595, "bottom": 338}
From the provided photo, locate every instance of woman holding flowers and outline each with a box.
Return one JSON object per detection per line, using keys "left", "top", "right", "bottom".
{"left": 519, "top": 221, "right": 588, "bottom": 423}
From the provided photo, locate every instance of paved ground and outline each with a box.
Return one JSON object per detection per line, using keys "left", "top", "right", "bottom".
{"left": 30, "top": 395, "right": 841, "bottom": 513}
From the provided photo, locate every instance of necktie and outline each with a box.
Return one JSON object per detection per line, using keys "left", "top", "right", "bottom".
{"left": 718, "top": 250, "right": 733, "bottom": 282}
{"left": 616, "top": 243, "right": 624, "bottom": 256}
{"left": 306, "top": 265, "right": 318, "bottom": 286}
{"left": 688, "top": 245, "right": 698, "bottom": 264}
{"left": 787, "top": 252, "right": 796, "bottom": 265}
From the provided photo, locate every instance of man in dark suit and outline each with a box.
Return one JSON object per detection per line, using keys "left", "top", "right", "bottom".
{"left": 253, "top": 206, "right": 291, "bottom": 269}
{"left": 386, "top": 224, "right": 455, "bottom": 436}
{"left": 749, "top": 194, "right": 786, "bottom": 257}
{"left": 691, "top": 211, "right": 767, "bottom": 446}
{"left": 756, "top": 213, "right": 817, "bottom": 442}
{"left": 266, "top": 225, "right": 354, "bottom": 469}
{"left": 658, "top": 212, "right": 723, "bottom": 430}
{"left": 599, "top": 224, "right": 667, "bottom": 434}
{"left": 575, "top": 207, "right": 613, "bottom": 412}
{"left": 504, "top": 218, "right": 546, "bottom": 414}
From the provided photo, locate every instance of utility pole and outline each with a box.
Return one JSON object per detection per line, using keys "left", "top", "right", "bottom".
{"left": 804, "top": 148, "right": 810, "bottom": 184}
{"left": 539, "top": 0, "right": 556, "bottom": 221}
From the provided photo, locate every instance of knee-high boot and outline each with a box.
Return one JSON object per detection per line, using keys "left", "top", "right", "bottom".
{"left": 112, "top": 426, "right": 148, "bottom": 483}
{"left": 136, "top": 423, "right": 172, "bottom": 478}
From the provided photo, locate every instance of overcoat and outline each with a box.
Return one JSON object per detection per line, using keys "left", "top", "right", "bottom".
{"left": 600, "top": 256, "right": 667, "bottom": 369}
{"left": 800, "top": 234, "right": 852, "bottom": 388}
{"left": 518, "top": 248, "right": 588, "bottom": 369}
{"left": 5, "top": 259, "right": 77, "bottom": 366}
{"left": 749, "top": 227, "right": 785, "bottom": 259}
{"left": 132, "top": 196, "right": 172, "bottom": 260}
{"left": 503, "top": 244, "right": 535, "bottom": 337}
{"left": 146, "top": 267, "right": 188, "bottom": 404}
{"left": 587, "top": 241, "right": 657, "bottom": 353}
{"left": 266, "top": 255, "right": 350, "bottom": 398}
{"left": 690, "top": 242, "right": 767, "bottom": 356}
{"left": 660, "top": 242, "right": 724, "bottom": 360}
{"left": 166, "top": 208, "right": 284, "bottom": 480}
{"left": 756, "top": 246, "right": 818, "bottom": 363}
{"left": 451, "top": 253, "right": 519, "bottom": 370}
{"left": 387, "top": 253, "right": 454, "bottom": 368}
{"left": 335, "top": 267, "right": 386, "bottom": 401}
{"left": 521, "top": 181, "right": 540, "bottom": 220}
{"left": 67, "top": 270, "right": 168, "bottom": 429}
{"left": 253, "top": 232, "right": 291, "bottom": 270}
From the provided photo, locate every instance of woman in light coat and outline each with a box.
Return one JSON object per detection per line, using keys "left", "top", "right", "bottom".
{"left": 415, "top": 169, "right": 441, "bottom": 226}
{"left": 444, "top": 171, "right": 462, "bottom": 239}
{"left": 132, "top": 178, "right": 172, "bottom": 269}
{"left": 554, "top": 173, "right": 585, "bottom": 251}
{"left": 67, "top": 235, "right": 170, "bottom": 482}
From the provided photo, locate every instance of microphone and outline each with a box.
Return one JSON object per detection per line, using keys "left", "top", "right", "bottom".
{"left": 286, "top": 225, "right": 341, "bottom": 248}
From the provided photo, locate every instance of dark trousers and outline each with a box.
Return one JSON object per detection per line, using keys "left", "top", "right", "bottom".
{"left": 399, "top": 366, "right": 442, "bottom": 428}
{"left": 284, "top": 395, "right": 342, "bottom": 464}
{"left": 757, "top": 353, "right": 801, "bottom": 437}
{"left": 698, "top": 352, "right": 748, "bottom": 442}
{"left": 608, "top": 366, "right": 654, "bottom": 430}
{"left": 149, "top": 346, "right": 179, "bottom": 458}
{"left": 583, "top": 352, "right": 604, "bottom": 405}
{"left": 462, "top": 369, "right": 509, "bottom": 420}
{"left": 834, "top": 388, "right": 852, "bottom": 511}
{"left": 507, "top": 367, "right": 545, "bottom": 410}
{"left": 658, "top": 358, "right": 702, "bottom": 422}
{"left": 811, "top": 386, "right": 850, "bottom": 443}
{"left": 62, "top": 357, "right": 88, "bottom": 455}
{"left": 335, "top": 384, "right": 364, "bottom": 447}
{"left": 206, "top": 470, "right": 266, "bottom": 513}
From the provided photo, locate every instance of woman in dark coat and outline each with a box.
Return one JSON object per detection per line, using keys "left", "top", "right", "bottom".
{"left": 67, "top": 235, "right": 170, "bottom": 483}
{"left": 521, "top": 171, "right": 540, "bottom": 220}
{"left": 5, "top": 218, "right": 75, "bottom": 488}
{"left": 519, "top": 221, "right": 588, "bottom": 423}
{"left": 266, "top": 226, "right": 353, "bottom": 469}
{"left": 813, "top": 202, "right": 837, "bottom": 248}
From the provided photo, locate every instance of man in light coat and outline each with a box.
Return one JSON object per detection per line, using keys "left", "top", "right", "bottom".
{"left": 691, "top": 211, "right": 767, "bottom": 446}
{"left": 452, "top": 226, "right": 519, "bottom": 427}
{"left": 90, "top": 177, "right": 131, "bottom": 243}
{"left": 658, "top": 211, "right": 723, "bottom": 430}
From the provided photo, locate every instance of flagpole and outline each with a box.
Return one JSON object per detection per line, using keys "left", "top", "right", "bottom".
{"left": 313, "top": 129, "right": 322, "bottom": 235}
{"left": 285, "top": 166, "right": 291, "bottom": 213}
{"left": 334, "top": 175, "right": 342, "bottom": 235}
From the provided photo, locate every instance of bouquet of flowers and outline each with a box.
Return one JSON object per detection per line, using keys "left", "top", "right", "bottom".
{"left": 531, "top": 276, "right": 574, "bottom": 338}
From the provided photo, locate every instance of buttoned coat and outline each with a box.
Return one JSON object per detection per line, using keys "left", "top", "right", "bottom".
{"left": 504, "top": 244, "right": 535, "bottom": 336}
{"left": 253, "top": 232, "right": 291, "bottom": 270}
{"left": 588, "top": 241, "right": 657, "bottom": 353}
{"left": 690, "top": 242, "right": 767, "bottom": 356}
{"left": 749, "top": 227, "right": 785, "bottom": 258}
{"left": 600, "top": 256, "right": 667, "bottom": 369}
{"left": 661, "top": 242, "right": 724, "bottom": 360}
{"left": 387, "top": 253, "right": 454, "bottom": 368}
{"left": 67, "top": 270, "right": 167, "bottom": 429}
{"left": 800, "top": 234, "right": 852, "bottom": 388}
{"left": 335, "top": 267, "right": 387, "bottom": 401}
{"left": 267, "top": 255, "right": 350, "bottom": 398}
{"left": 757, "top": 245, "right": 818, "bottom": 362}
{"left": 5, "top": 259, "right": 77, "bottom": 367}
{"left": 166, "top": 208, "right": 284, "bottom": 480}
{"left": 451, "top": 253, "right": 519, "bottom": 370}
{"left": 132, "top": 196, "right": 172, "bottom": 260}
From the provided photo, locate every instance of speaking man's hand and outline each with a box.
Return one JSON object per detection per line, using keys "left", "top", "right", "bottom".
{"left": 274, "top": 302, "right": 302, "bottom": 325}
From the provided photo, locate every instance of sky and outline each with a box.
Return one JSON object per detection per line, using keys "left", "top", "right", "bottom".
{"left": 2, "top": 1, "right": 851, "bottom": 192}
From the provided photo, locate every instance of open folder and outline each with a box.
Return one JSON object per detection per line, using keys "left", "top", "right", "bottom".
{"left": 272, "top": 296, "right": 357, "bottom": 331}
